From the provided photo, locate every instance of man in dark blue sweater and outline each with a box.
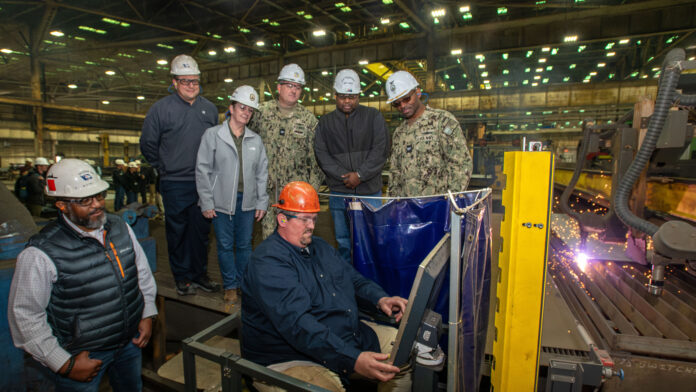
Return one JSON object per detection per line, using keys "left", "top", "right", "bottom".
{"left": 140, "top": 54, "right": 220, "bottom": 296}
{"left": 242, "top": 182, "right": 411, "bottom": 392}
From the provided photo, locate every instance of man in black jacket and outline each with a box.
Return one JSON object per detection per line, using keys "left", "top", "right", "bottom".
{"left": 314, "top": 69, "right": 389, "bottom": 263}
{"left": 25, "top": 157, "right": 50, "bottom": 216}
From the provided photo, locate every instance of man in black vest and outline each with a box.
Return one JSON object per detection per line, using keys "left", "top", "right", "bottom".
{"left": 8, "top": 158, "right": 157, "bottom": 392}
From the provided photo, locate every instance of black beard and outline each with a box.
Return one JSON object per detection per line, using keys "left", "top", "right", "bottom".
{"left": 66, "top": 207, "right": 106, "bottom": 230}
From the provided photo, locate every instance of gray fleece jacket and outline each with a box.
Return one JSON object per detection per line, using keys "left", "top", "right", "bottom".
{"left": 195, "top": 121, "right": 269, "bottom": 215}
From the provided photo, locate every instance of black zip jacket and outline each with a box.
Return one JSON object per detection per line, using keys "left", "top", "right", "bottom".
{"left": 314, "top": 105, "right": 389, "bottom": 195}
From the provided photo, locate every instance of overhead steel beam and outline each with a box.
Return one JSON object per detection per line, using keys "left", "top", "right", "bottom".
{"left": 439, "top": 0, "right": 696, "bottom": 37}
{"left": 0, "top": 96, "right": 145, "bottom": 119}
{"left": 124, "top": 0, "right": 144, "bottom": 20}
{"left": 44, "top": 0, "right": 279, "bottom": 55}
{"left": 393, "top": 0, "right": 430, "bottom": 32}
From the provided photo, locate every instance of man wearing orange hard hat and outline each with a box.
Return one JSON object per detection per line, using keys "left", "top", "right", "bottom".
{"left": 241, "top": 181, "right": 411, "bottom": 392}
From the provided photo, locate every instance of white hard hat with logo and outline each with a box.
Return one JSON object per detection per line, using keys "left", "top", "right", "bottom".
{"left": 231, "top": 85, "right": 260, "bottom": 109}
{"left": 385, "top": 71, "right": 419, "bottom": 104}
{"left": 115, "top": 159, "right": 125, "bottom": 166}
{"left": 35, "top": 157, "right": 50, "bottom": 166}
{"left": 334, "top": 69, "right": 361, "bottom": 94}
{"left": 128, "top": 161, "right": 138, "bottom": 168}
{"left": 45, "top": 158, "right": 109, "bottom": 198}
{"left": 170, "top": 54, "right": 200, "bottom": 76}
{"left": 278, "top": 63, "right": 305, "bottom": 85}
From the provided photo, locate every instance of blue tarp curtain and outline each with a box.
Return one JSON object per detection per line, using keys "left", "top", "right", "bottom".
{"left": 347, "top": 190, "right": 492, "bottom": 392}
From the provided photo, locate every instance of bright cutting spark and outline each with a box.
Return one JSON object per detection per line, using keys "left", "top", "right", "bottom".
{"left": 575, "top": 252, "right": 588, "bottom": 273}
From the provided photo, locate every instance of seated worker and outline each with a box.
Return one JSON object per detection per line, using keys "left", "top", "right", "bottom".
{"left": 8, "top": 158, "right": 157, "bottom": 392}
{"left": 242, "top": 181, "right": 412, "bottom": 392}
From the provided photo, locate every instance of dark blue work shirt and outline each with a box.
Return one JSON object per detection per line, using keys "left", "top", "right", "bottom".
{"left": 241, "top": 231, "right": 388, "bottom": 377}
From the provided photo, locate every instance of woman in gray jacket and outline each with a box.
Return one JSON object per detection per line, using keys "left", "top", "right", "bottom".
{"left": 196, "top": 86, "right": 268, "bottom": 304}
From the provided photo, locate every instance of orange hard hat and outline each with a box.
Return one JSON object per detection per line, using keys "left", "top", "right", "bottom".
{"left": 272, "top": 181, "right": 320, "bottom": 213}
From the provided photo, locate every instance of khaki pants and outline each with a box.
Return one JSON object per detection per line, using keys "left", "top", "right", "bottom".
{"left": 254, "top": 321, "right": 412, "bottom": 392}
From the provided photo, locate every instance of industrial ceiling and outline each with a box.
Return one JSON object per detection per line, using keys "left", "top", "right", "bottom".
{"left": 0, "top": 0, "right": 694, "bottom": 124}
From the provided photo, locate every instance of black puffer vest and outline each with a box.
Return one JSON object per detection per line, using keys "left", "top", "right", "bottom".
{"left": 28, "top": 213, "right": 144, "bottom": 353}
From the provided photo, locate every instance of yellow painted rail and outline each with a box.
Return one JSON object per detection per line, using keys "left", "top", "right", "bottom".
{"left": 492, "top": 152, "right": 554, "bottom": 392}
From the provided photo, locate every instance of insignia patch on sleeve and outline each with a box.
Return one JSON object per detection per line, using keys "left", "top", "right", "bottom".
{"left": 443, "top": 127, "right": 453, "bottom": 135}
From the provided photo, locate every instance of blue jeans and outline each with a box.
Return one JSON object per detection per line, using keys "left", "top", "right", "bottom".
{"left": 213, "top": 193, "right": 255, "bottom": 289}
{"left": 328, "top": 191, "right": 382, "bottom": 263}
{"left": 160, "top": 180, "right": 211, "bottom": 283}
{"left": 52, "top": 342, "right": 142, "bottom": 392}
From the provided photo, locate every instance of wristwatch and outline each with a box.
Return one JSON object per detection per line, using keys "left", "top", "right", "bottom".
{"left": 356, "top": 171, "right": 361, "bottom": 179}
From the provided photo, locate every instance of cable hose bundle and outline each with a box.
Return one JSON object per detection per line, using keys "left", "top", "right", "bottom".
{"left": 613, "top": 48, "right": 685, "bottom": 237}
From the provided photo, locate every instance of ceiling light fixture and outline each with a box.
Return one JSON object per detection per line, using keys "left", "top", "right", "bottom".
{"left": 137, "top": 95, "right": 145, "bottom": 100}
{"left": 313, "top": 29, "right": 326, "bottom": 37}
{"left": 67, "top": 84, "right": 77, "bottom": 89}
{"left": 224, "top": 78, "right": 233, "bottom": 83}
{"left": 50, "top": 30, "right": 64, "bottom": 37}
{"left": 105, "top": 70, "right": 116, "bottom": 75}
{"left": 358, "top": 59, "right": 369, "bottom": 65}
{"left": 451, "top": 49, "right": 462, "bottom": 55}
{"left": 224, "top": 46, "right": 236, "bottom": 53}
{"left": 157, "top": 59, "right": 167, "bottom": 65}
{"left": 431, "top": 8, "right": 446, "bottom": 18}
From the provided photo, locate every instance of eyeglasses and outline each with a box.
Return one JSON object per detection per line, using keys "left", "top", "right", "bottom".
{"left": 236, "top": 104, "right": 254, "bottom": 113}
{"left": 390, "top": 90, "right": 417, "bottom": 108}
{"left": 65, "top": 190, "right": 107, "bottom": 207}
{"left": 336, "top": 94, "right": 359, "bottom": 101}
{"left": 175, "top": 78, "right": 201, "bottom": 86}
{"left": 283, "top": 213, "right": 318, "bottom": 225}
{"left": 279, "top": 82, "right": 302, "bottom": 91}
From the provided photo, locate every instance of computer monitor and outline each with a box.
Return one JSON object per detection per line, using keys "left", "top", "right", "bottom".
{"left": 389, "top": 234, "right": 450, "bottom": 367}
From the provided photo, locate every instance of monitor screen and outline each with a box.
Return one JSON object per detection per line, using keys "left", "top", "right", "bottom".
{"left": 389, "top": 233, "right": 450, "bottom": 367}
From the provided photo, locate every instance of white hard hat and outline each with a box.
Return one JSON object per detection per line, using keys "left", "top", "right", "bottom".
{"left": 128, "top": 161, "right": 138, "bottom": 168}
{"left": 25, "top": 158, "right": 33, "bottom": 163}
{"left": 170, "top": 54, "right": 200, "bottom": 76}
{"left": 115, "top": 159, "right": 125, "bottom": 166}
{"left": 135, "top": 160, "right": 141, "bottom": 165}
{"left": 45, "top": 158, "right": 109, "bottom": 198}
{"left": 230, "top": 85, "right": 259, "bottom": 109}
{"left": 334, "top": 69, "right": 361, "bottom": 94}
{"left": 278, "top": 63, "right": 305, "bottom": 85}
{"left": 35, "top": 157, "right": 50, "bottom": 166}
{"left": 385, "top": 71, "right": 419, "bottom": 104}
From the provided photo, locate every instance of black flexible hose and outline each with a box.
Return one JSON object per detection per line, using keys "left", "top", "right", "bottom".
{"left": 676, "top": 93, "right": 696, "bottom": 105}
{"left": 613, "top": 49, "right": 685, "bottom": 236}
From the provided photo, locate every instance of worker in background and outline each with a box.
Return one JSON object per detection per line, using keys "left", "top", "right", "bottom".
{"left": 112, "top": 159, "right": 127, "bottom": 211}
{"left": 14, "top": 158, "right": 34, "bottom": 203}
{"left": 385, "top": 71, "right": 473, "bottom": 197}
{"left": 242, "top": 181, "right": 411, "bottom": 392}
{"left": 196, "top": 85, "right": 269, "bottom": 305}
{"left": 124, "top": 161, "right": 141, "bottom": 205}
{"left": 139, "top": 157, "right": 157, "bottom": 206}
{"left": 134, "top": 160, "right": 148, "bottom": 204}
{"left": 314, "top": 69, "right": 389, "bottom": 263}
{"left": 8, "top": 158, "right": 157, "bottom": 392}
{"left": 25, "top": 157, "right": 50, "bottom": 216}
{"left": 248, "top": 63, "right": 323, "bottom": 239}
{"left": 140, "top": 54, "right": 220, "bottom": 296}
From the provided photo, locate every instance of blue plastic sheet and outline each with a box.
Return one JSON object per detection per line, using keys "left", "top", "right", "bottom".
{"left": 347, "top": 190, "right": 491, "bottom": 391}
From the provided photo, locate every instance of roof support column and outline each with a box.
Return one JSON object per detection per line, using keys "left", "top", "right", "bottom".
{"left": 426, "top": 33, "right": 435, "bottom": 92}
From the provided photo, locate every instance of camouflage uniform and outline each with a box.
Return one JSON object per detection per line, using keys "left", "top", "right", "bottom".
{"left": 388, "top": 105, "right": 472, "bottom": 197}
{"left": 248, "top": 99, "right": 323, "bottom": 238}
